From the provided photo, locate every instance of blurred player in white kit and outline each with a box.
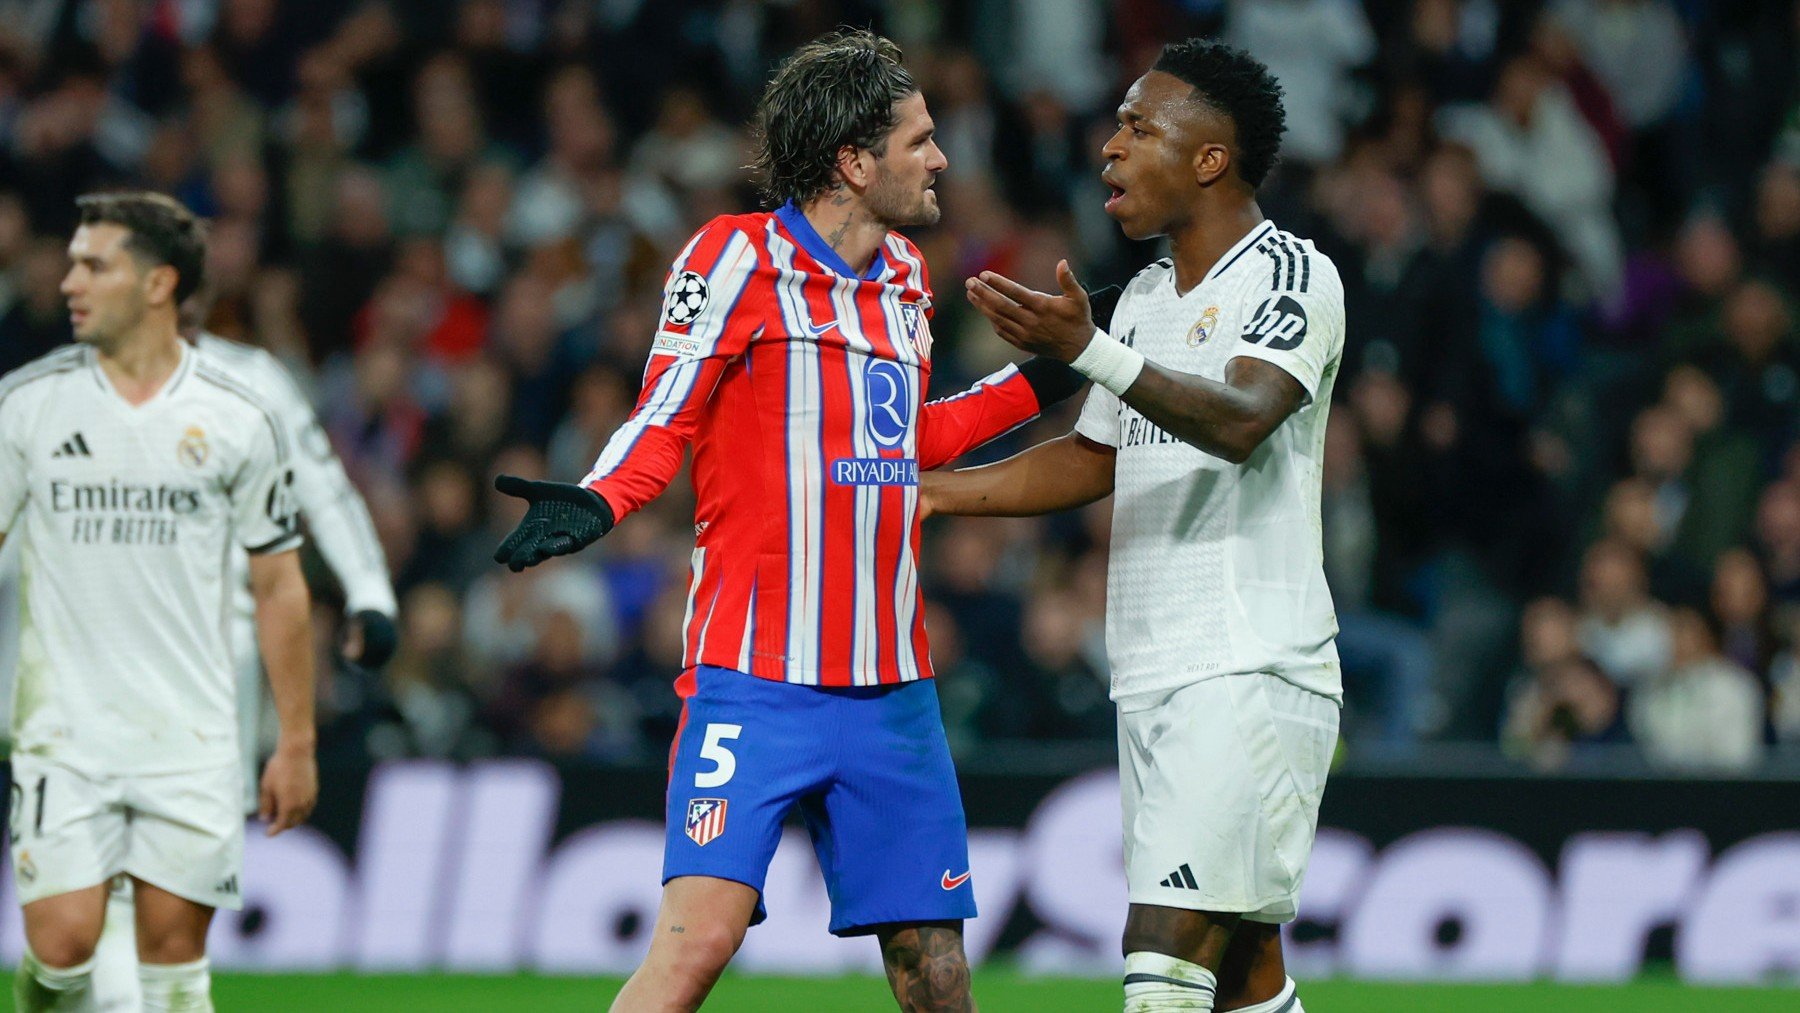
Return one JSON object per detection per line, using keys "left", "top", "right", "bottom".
{"left": 0, "top": 192, "right": 322, "bottom": 1011}
{"left": 80, "top": 324, "right": 399, "bottom": 1011}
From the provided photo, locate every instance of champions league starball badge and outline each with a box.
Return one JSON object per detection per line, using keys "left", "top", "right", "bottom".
{"left": 665, "top": 271, "right": 711, "bottom": 326}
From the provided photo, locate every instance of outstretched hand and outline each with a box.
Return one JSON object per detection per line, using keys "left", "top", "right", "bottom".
{"left": 491, "top": 474, "right": 616, "bottom": 572}
{"left": 965, "top": 259, "right": 1097, "bottom": 363}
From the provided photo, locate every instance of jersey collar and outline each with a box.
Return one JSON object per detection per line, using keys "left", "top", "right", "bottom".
{"left": 1196, "top": 220, "right": 1278, "bottom": 291}
{"left": 88, "top": 338, "right": 194, "bottom": 411}
{"left": 775, "top": 200, "right": 888, "bottom": 281}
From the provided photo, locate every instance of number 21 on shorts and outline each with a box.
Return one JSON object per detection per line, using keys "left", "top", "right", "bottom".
{"left": 694, "top": 723, "right": 742, "bottom": 788}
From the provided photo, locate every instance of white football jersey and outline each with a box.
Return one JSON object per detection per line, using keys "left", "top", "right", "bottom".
{"left": 1076, "top": 220, "right": 1345, "bottom": 703}
{"left": 0, "top": 341, "right": 302, "bottom": 775}
{"left": 196, "top": 333, "right": 395, "bottom": 622}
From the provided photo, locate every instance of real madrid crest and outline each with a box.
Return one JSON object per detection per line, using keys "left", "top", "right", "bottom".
{"left": 178, "top": 425, "right": 210, "bottom": 468}
{"left": 1187, "top": 305, "right": 1221, "bottom": 347}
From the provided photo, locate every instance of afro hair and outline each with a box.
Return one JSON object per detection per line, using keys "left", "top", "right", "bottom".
{"left": 1152, "top": 39, "right": 1287, "bottom": 190}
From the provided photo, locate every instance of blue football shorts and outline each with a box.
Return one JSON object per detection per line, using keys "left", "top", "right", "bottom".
{"left": 662, "top": 664, "right": 977, "bottom": 935}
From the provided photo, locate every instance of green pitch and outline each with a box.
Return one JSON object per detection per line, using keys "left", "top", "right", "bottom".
{"left": 189, "top": 972, "right": 1800, "bottom": 1011}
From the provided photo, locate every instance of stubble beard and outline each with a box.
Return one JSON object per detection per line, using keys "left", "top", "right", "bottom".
{"left": 868, "top": 171, "right": 939, "bottom": 230}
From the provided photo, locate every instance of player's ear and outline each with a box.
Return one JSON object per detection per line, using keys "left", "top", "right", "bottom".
{"left": 1194, "top": 142, "right": 1231, "bottom": 188}
{"left": 835, "top": 144, "right": 874, "bottom": 191}
{"left": 143, "top": 263, "right": 181, "bottom": 308}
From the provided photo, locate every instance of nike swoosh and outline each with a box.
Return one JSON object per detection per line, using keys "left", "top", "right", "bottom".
{"left": 941, "top": 869, "right": 972, "bottom": 890}
{"left": 806, "top": 320, "right": 838, "bottom": 337}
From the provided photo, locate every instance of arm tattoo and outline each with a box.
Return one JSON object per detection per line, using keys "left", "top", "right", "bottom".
{"left": 1123, "top": 356, "right": 1305, "bottom": 464}
{"left": 879, "top": 923, "right": 974, "bottom": 1012}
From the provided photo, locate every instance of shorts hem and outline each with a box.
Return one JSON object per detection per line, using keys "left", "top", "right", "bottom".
{"left": 14, "top": 875, "right": 114, "bottom": 908}
{"left": 123, "top": 870, "right": 243, "bottom": 912}
{"left": 829, "top": 905, "right": 979, "bottom": 938}
{"left": 660, "top": 869, "right": 765, "bottom": 895}
{"left": 1125, "top": 889, "right": 1298, "bottom": 922}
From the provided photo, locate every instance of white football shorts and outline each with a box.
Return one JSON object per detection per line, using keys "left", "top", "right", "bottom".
{"left": 7, "top": 754, "right": 245, "bottom": 910}
{"left": 1118, "top": 671, "right": 1339, "bottom": 923}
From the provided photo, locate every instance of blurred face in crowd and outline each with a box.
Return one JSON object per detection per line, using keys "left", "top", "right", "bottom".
{"left": 62, "top": 223, "right": 175, "bottom": 348}
{"left": 1668, "top": 608, "right": 1717, "bottom": 670}
{"left": 1579, "top": 541, "right": 1649, "bottom": 620}
{"left": 1757, "top": 163, "right": 1800, "bottom": 242}
{"left": 857, "top": 91, "right": 946, "bottom": 228}
{"left": 1722, "top": 281, "right": 1791, "bottom": 364}
{"left": 1101, "top": 71, "right": 1223, "bottom": 241}
{"left": 1630, "top": 406, "right": 1693, "bottom": 482}
{"left": 1481, "top": 237, "right": 1545, "bottom": 313}
{"left": 1602, "top": 479, "right": 1663, "bottom": 555}
{"left": 1661, "top": 365, "right": 1724, "bottom": 435}
{"left": 1757, "top": 482, "right": 1800, "bottom": 554}
{"left": 1520, "top": 596, "right": 1580, "bottom": 668}
{"left": 1675, "top": 216, "right": 1741, "bottom": 297}
{"left": 1711, "top": 549, "right": 1768, "bottom": 626}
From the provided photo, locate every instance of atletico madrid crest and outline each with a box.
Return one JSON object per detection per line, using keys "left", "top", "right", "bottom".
{"left": 900, "top": 302, "right": 932, "bottom": 359}
{"left": 685, "top": 798, "right": 728, "bottom": 846}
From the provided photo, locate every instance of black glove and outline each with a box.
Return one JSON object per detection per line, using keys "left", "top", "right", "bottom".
{"left": 1018, "top": 356, "right": 1086, "bottom": 409}
{"left": 347, "top": 609, "right": 398, "bottom": 669}
{"left": 492, "top": 474, "right": 615, "bottom": 572}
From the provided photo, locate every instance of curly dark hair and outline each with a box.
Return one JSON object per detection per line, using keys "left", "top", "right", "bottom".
{"left": 75, "top": 191, "right": 207, "bottom": 304}
{"left": 1152, "top": 39, "right": 1286, "bottom": 190}
{"left": 751, "top": 29, "right": 917, "bottom": 207}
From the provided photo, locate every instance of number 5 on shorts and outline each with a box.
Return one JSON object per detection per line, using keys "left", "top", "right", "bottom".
{"left": 694, "top": 723, "right": 742, "bottom": 788}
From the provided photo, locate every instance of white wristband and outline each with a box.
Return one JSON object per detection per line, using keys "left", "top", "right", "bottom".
{"left": 1069, "top": 327, "right": 1145, "bottom": 398}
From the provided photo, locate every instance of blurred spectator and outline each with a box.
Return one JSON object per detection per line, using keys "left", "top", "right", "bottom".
{"left": 0, "top": 237, "right": 71, "bottom": 375}
{"left": 1751, "top": 162, "right": 1800, "bottom": 288}
{"left": 374, "top": 582, "right": 485, "bottom": 759}
{"left": 1756, "top": 481, "right": 1800, "bottom": 604}
{"left": 1323, "top": 406, "right": 1435, "bottom": 746}
{"left": 1227, "top": 0, "right": 1376, "bottom": 168}
{"left": 1658, "top": 365, "right": 1762, "bottom": 573}
{"left": 1711, "top": 548, "right": 1779, "bottom": 690}
{"left": 299, "top": 166, "right": 395, "bottom": 361}
{"left": 386, "top": 53, "right": 511, "bottom": 237}
{"left": 1504, "top": 597, "right": 1629, "bottom": 769}
{"left": 1438, "top": 54, "right": 1623, "bottom": 301}
{"left": 1706, "top": 279, "right": 1800, "bottom": 456}
{"left": 1019, "top": 588, "right": 1110, "bottom": 740}
{"left": 1629, "top": 606, "right": 1764, "bottom": 772}
{"left": 463, "top": 556, "right": 617, "bottom": 682}
{"left": 486, "top": 608, "right": 640, "bottom": 760}
{"left": 1600, "top": 478, "right": 1705, "bottom": 606}
{"left": 1576, "top": 538, "right": 1671, "bottom": 686}
{"left": 1661, "top": 215, "right": 1743, "bottom": 363}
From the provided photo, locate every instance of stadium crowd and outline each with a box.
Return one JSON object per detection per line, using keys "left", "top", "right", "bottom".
{"left": 2, "top": 0, "right": 1800, "bottom": 771}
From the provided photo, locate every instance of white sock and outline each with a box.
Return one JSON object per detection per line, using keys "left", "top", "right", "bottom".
{"left": 92, "top": 880, "right": 142, "bottom": 1012}
{"left": 1123, "top": 950, "right": 1216, "bottom": 1011}
{"left": 137, "top": 958, "right": 212, "bottom": 1012}
{"left": 1230, "top": 976, "right": 1301, "bottom": 1012}
{"left": 14, "top": 948, "right": 97, "bottom": 1012}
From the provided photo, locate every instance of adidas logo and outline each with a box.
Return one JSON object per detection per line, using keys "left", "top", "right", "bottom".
{"left": 1159, "top": 863, "right": 1200, "bottom": 890}
{"left": 51, "top": 432, "right": 92, "bottom": 458}
{"left": 215, "top": 875, "right": 238, "bottom": 896}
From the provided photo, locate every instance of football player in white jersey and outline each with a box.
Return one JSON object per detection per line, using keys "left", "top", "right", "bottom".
{"left": 0, "top": 192, "right": 317, "bottom": 1011}
{"left": 928, "top": 40, "right": 1340, "bottom": 1013}
{"left": 80, "top": 330, "right": 399, "bottom": 1011}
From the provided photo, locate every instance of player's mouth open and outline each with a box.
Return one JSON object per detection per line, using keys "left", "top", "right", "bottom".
{"left": 1105, "top": 184, "right": 1126, "bottom": 211}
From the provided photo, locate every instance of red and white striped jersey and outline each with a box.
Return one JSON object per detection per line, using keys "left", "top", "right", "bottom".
{"left": 583, "top": 203, "right": 1043, "bottom": 687}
